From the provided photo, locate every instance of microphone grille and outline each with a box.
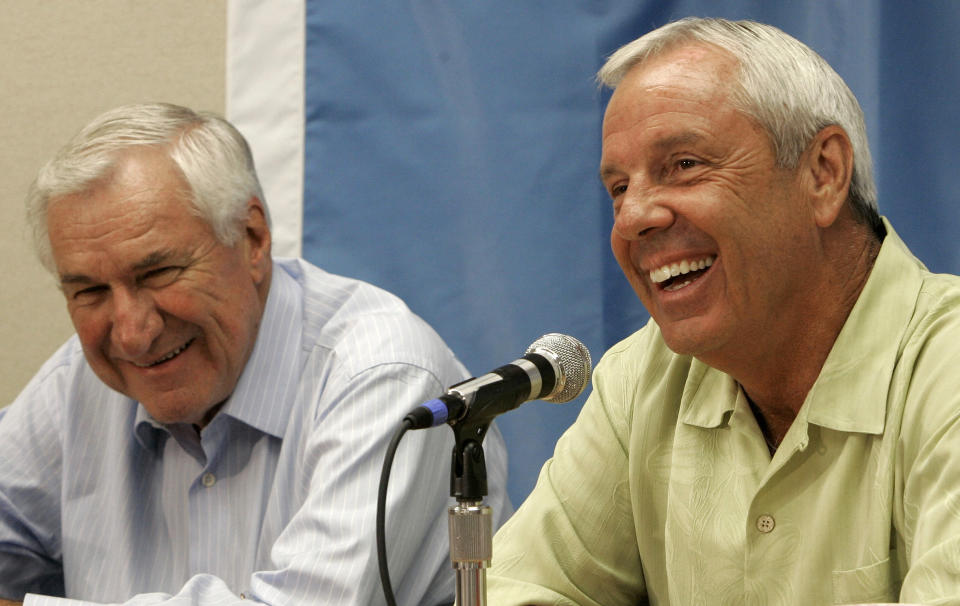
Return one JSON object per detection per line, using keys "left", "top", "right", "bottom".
{"left": 525, "top": 333, "right": 592, "bottom": 403}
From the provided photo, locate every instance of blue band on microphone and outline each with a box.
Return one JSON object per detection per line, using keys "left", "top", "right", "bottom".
{"left": 423, "top": 398, "right": 449, "bottom": 426}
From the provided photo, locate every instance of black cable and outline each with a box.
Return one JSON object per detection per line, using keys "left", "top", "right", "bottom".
{"left": 377, "top": 418, "right": 413, "bottom": 606}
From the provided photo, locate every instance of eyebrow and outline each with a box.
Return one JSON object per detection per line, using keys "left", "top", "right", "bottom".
{"left": 59, "top": 250, "right": 177, "bottom": 286}
{"left": 59, "top": 274, "right": 95, "bottom": 287}
{"left": 653, "top": 132, "right": 704, "bottom": 150}
{"left": 132, "top": 250, "right": 175, "bottom": 272}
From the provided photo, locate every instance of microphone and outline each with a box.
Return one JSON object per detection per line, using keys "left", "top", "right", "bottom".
{"left": 405, "top": 333, "right": 592, "bottom": 430}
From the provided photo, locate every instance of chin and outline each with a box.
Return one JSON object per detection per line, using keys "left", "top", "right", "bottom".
{"left": 660, "top": 336, "right": 700, "bottom": 357}
{"left": 657, "top": 320, "right": 725, "bottom": 359}
{"left": 139, "top": 393, "right": 216, "bottom": 426}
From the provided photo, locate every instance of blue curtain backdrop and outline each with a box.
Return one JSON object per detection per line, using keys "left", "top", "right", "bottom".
{"left": 299, "top": 1, "right": 960, "bottom": 506}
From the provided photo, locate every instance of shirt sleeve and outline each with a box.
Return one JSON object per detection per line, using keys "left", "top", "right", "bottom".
{"left": 895, "top": 317, "right": 960, "bottom": 605}
{"left": 0, "top": 368, "right": 67, "bottom": 600}
{"left": 246, "top": 355, "right": 465, "bottom": 606}
{"left": 487, "top": 348, "right": 645, "bottom": 606}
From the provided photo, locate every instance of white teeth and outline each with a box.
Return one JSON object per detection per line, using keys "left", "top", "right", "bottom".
{"left": 649, "top": 256, "right": 715, "bottom": 284}
{"left": 135, "top": 341, "right": 191, "bottom": 368}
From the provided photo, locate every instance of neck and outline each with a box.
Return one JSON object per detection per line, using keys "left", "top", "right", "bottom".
{"left": 725, "top": 220, "right": 882, "bottom": 445}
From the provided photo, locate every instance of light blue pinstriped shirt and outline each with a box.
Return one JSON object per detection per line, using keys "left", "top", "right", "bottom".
{"left": 0, "top": 258, "right": 512, "bottom": 606}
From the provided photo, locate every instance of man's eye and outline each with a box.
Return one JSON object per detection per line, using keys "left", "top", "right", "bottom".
{"left": 610, "top": 184, "right": 628, "bottom": 198}
{"left": 72, "top": 285, "right": 107, "bottom": 303}
{"left": 677, "top": 158, "right": 698, "bottom": 170}
{"left": 141, "top": 266, "right": 183, "bottom": 287}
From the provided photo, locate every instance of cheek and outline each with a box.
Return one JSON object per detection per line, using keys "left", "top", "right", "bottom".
{"left": 69, "top": 308, "right": 109, "bottom": 352}
{"left": 190, "top": 284, "right": 260, "bottom": 349}
{"left": 610, "top": 235, "right": 650, "bottom": 298}
{"left": 610, "top": 233, "right": 640, "bottom": 279}
{"left": 610, "top": 231, "right": 628, "bottom": 266}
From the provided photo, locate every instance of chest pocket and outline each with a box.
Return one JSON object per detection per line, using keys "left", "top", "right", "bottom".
{"left": 832, "top": 556, "right": 900, "bottom": 604}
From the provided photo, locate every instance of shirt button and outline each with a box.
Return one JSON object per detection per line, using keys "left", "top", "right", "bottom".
{"left": 756, "top": 514, "right": 776, "bottom": 533}
{"left": 201, "top": 472, "right": 217, "bottom": 488}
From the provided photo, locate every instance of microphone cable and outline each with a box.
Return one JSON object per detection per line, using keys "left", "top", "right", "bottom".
{"left": 377, "top": 418, "right": 412, "bottom": 606}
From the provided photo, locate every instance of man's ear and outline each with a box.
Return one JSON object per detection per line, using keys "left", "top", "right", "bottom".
{"left": 243, "top": 197, "right": 272, "bottom": 284}
{"left": 804, "top": 125, "right": 854, "bottom": 228}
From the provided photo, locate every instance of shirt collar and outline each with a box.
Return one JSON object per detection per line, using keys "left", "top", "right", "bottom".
{"left": 133, "top": 263, "right": 303, "bottom": 448}
{"left": 134, "top": 406, "right": 166, "bottom": 453}
{"left": 680, "top": 218, "right": 924, "bottom": 436}
{"left": 680, "top": 359, "right": 738, "bottom": 429}
{"left": 802, "top": 218, "right": 923, "bottom": 434}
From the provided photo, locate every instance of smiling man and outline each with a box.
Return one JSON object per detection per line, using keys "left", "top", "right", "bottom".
{"left": 488, "top": 18, "right": 960, "bottom": 606}
{"left": 0, "top": 103, "right": 511, "bottom": 606}
{"left": 50, "top": 145, "right": 268, "bottom": 429}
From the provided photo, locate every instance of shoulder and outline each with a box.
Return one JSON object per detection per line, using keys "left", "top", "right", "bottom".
{"left": 914, "top": 270, "right": 960, "bottom": 325}
{"left": 278, "top": 258, "right": 467, "bottom": 384}
{"left": 11, "top": 336, "right": 95, "bottom": 405}
{"left": 895, "top": 271, "right": 960, "bottom": 410}
{"left": 3, "top": 335, "right": 127, "bottom": 443}
{"left": 872, "top": 225, "right": 960, "bottom": 351}
{"left": 897, "top": 269, "right": 960, "bottom": 375}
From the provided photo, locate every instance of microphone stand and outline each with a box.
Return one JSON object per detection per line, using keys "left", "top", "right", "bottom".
{"left": 449, "top": 423, "right": 493, "bottom": 606}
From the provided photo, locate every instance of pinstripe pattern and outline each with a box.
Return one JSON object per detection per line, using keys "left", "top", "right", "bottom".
{"left": 0, "top": 258, "right": 511, "bottom": 605}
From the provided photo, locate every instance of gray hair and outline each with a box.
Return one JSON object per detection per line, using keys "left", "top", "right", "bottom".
{"left": 26, "top": 102, "right": 268, "bottom": 272}
{"left": 598, "top": 18, "right": 881, "bottom": 234}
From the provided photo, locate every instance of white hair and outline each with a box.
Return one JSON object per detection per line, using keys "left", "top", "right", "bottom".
{"left": 26, "top": 102, "right": 268, "bottom": 272}
{"left": 598, "top": 18, "right": 881, "bottom": 234}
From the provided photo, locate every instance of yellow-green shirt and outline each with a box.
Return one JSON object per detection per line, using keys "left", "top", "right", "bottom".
{"left": 489, "top": 222, "right": 960, "bottom": 606}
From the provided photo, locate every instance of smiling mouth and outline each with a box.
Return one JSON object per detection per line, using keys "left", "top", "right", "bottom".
{"left": 134, "top": 338, "right": 195, "bottom": 368}
{"left": 649, "top": 256, "right": 715, "bottom": 292}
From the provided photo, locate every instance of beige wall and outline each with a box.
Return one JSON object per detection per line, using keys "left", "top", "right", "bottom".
{"left": 0, "top": 1, "right": 227, "bottom": 405}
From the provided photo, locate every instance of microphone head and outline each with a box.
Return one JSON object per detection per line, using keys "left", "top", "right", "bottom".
{"left": 525, "top": 333, "right": 592, "bottom": 403}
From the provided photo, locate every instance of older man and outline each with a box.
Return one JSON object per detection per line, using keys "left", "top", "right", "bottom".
{"left": 0, "top": 103, "right": 511, "bottom": 605}
{"left": 488, "top": 18, "right": 960, "bottom": 605}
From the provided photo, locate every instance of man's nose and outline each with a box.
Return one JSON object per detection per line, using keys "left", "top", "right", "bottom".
{"left": 612, "top": 185, "right": 675, "bottom": 240}
{"left": 111, "top": 288, "right": 163, "bottom": 360}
